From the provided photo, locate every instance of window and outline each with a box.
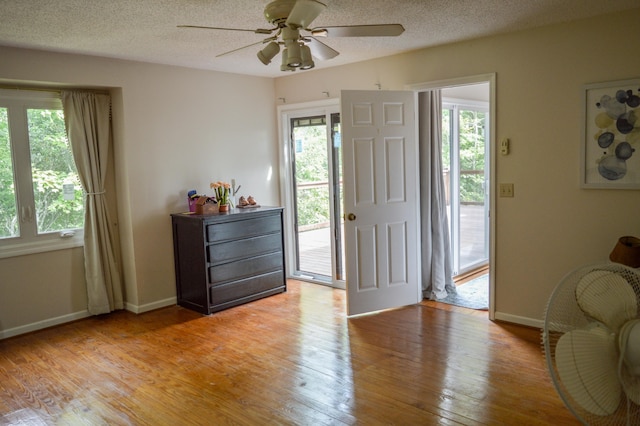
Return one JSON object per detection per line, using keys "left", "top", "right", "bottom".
{"left": 0, "top": 89, "right": 84, "bottom": 257}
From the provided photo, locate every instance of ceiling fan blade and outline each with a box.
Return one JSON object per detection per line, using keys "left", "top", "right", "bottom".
{"left": 215, "top": 40, "right": 266, "bottom": 58}
{"left": 286, "top": 0, "right": 326, "bottom": 29}
{"left": 313, "top": 24, "right": 405, "bottom": 38}
{"left": 178, "top": 25, "right": 275, "bottom": 35}
{"left": 307, "top": 37, "right": 339, "bottom": 60}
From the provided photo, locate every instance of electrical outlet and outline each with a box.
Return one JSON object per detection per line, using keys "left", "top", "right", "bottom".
{"left": 499, "top": 183, "right": 514, "bottom": 197}
{"left": 500, "top": 138, "right": 510, "bottom": 155}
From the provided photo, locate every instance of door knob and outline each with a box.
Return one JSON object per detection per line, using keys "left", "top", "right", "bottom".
{"left": 347, "top": 213, "right": 356, "bottom": 221}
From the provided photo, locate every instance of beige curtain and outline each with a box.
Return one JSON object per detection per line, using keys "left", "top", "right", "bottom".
{"left": 61, "top": 91, "right": 123, "bottom": 314}
{"left": 419, "top": 90, "right": 455, "bottom": 300}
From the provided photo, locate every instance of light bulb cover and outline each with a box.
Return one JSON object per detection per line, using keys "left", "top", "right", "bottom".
{"left": 300, "top": 44, "right": 314, "bottom": 70}
{"left": 280, "top": 48, "right": 295, "bottom": 71}
{"left": 286, "top": 41, "right": 302, "bottom": 67}
{"left": 257, "top": 41, "right": 280, "bottom": 65}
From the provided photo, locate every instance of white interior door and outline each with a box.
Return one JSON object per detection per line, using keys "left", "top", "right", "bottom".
{"left": 341, "top": 90, "right": 420, "bottom": 316}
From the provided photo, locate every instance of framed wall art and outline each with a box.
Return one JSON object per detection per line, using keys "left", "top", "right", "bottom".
{"left": 581, "top": 78, "right": 640, "bottom": 189}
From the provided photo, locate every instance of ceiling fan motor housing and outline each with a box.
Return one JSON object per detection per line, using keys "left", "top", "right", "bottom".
{"left": 264, "top": 0, "right": 297, "bottom": 26}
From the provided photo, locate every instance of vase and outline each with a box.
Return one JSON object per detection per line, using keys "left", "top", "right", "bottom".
{"left": 218, "top": 204, "right": 230, "bottom": 213}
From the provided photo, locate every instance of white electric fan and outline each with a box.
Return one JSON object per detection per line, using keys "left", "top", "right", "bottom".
{"left": 542, "top": 263, "right": 640, "bottom": 425}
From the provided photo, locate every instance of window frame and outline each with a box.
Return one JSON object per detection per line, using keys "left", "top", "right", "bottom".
{"left": 0, "top": 89, "right": 84, "bottom": 259}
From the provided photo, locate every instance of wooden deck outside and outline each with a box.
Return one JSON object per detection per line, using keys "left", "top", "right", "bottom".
{"left": 297, "top": 226, "right": 339, "bottom": 278}
{"left": 297, "top": 204, "right": 488, "bottom": 278}
{"left": 457, "top": 203, "right": 489, "bottom": 271}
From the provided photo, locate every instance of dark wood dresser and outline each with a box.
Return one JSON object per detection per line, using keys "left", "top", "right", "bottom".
{"left": 170, "top": 207, "right": 286, "bottom": 314}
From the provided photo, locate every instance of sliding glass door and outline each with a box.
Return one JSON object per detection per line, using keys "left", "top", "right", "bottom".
{"left": 442, "top": 100, "right": 489, "bottom": 276}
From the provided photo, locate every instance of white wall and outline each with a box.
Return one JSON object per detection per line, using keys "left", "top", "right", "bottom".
{"left": 0, "top": 47, "right": 278, "bottom": 337}
{"left": 275, "top": 8, "right": 640, "bottom": 325}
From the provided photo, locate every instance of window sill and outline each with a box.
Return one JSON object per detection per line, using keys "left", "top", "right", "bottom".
{"left": 0, "top": 238, "right": 84, "bottom": 259}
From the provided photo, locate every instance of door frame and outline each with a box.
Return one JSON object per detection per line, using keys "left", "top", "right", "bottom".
{"left": 277, "top": 98, "right": 345, "bottom": 289}
{"left": 407, "top": 73, "right": 496, "bottom": 320}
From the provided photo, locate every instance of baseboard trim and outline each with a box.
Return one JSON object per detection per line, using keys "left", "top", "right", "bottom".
{"left": 0, "top": 310, "right": 91, "bottom": 340}
{"left": 1, "top": 297, "right": 178, "bottom": 340}
{"left": 125, "top": 297, "right": 177, "bottom": 314}
{"left": 494, "top": 311, "right": 542, "bottom": 329}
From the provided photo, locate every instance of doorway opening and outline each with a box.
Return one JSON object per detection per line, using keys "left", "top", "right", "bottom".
{"left": 441, "top": 87, "right": 490, "bottom": 280}
{"left": 442, "top": 84, "right": 490, "bottom": 310}
{"left": 279, "top": 101, "right": 345, "bottom": 289}
{"left": 409, "top": 76, "right": 494, "bottom": 315}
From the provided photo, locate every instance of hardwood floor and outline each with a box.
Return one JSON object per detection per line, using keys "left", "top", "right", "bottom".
{"left": 0, "top": 280, "right": 578, "bottom": 425}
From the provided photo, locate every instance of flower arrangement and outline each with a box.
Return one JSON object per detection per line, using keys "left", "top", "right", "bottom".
{"left": 210, "top": 181, "right": 233, "bottom": 207}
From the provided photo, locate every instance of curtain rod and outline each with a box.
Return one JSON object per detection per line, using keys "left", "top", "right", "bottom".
{"left": 0, "top": 85, "right": 110, "bottom": 95}
{"left": 0, "top": 85, "right": 61, "bottom": 94}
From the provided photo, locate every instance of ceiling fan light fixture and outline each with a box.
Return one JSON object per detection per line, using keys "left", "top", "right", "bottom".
{"left": 181, "top": 0, "right": 407, "bottom": 73}
{"left": 300, "top": 44, "right": 314, "bottom": 70}
{"left": 286, "top": 41, "right": 302, "bottom": 67}
{"left": 280, "top": 48, "right": 296, "bottom": 71}
{"left": 257, "top": 41, "right": 280, "bottom": 65}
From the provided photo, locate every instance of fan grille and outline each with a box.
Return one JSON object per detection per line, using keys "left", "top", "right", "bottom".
{"left": 542, "top": 263, "right": 640, "bottom": 425}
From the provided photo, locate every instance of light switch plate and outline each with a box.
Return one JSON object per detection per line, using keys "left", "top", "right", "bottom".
{"left": 499, "top": 183, "right": 514, "bottom": 197}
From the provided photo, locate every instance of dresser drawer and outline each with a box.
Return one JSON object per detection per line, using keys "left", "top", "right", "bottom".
{"left": 209, "top": 270, "right": 285, "bottom": 306}
{"left": 206, "top": 214, "right": 281, "bottom": 242}
{"left": 207, "top": 233, "right": 282, "bottom": 264}
{"left": 209, "top": 252, "right": 283, "bottom": 284}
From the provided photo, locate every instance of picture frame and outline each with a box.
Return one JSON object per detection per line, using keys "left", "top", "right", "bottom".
{"left": 581, "top": 78, "right": 640, "bottom": 189}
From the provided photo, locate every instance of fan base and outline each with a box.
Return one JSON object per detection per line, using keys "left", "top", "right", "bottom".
{"left": 264, "top": 0, "right": 296, "bottom": 25}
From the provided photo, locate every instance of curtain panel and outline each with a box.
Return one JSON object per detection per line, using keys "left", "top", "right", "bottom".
{"left": 62, "top": 91, "right": 123, "bottom": 314}
{"left": 419, "top": 90, "right": 455, "bottom": 300}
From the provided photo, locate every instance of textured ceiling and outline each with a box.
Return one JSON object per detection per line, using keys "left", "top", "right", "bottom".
{"left": 1, "top": 0, "right": 638, "bottom": 78}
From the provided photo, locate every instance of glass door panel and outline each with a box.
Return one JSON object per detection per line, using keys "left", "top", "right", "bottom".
{"left": 443, "top": 102, "right": 489, "bottom": 276}
{"left": 290, "top": 114, "right": 344, "bottom": 283}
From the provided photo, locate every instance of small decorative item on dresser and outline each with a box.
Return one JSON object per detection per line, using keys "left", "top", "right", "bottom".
{"left": 237, "top": 195, "right": 260, "bottom": 209}
{"left": 187, "top": 189, "right": 198, "bottom": 212}
{"left": 194, "top": 196, "right": 216, "bottom": 215}
{"left": 210, "top": 181, "right": 233, "bottom": 211}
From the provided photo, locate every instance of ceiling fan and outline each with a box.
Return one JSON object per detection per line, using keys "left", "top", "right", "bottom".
{"left": 178, "top": 0, "right": 405, "bottom": 71}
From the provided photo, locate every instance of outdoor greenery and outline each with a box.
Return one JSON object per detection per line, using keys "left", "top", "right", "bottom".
{"left": 293, "top": 124, "right": 331, "bottom": 228}
{"left": 0, "top": 107, "right": 84, "bottom": 238}
{"left": 442, "top": 107, "right": 487, "bottom": 204}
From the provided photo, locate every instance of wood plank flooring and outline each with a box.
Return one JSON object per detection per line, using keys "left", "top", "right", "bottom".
{"left": 0, "top": 280, "right": 578, "bottom": 425}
